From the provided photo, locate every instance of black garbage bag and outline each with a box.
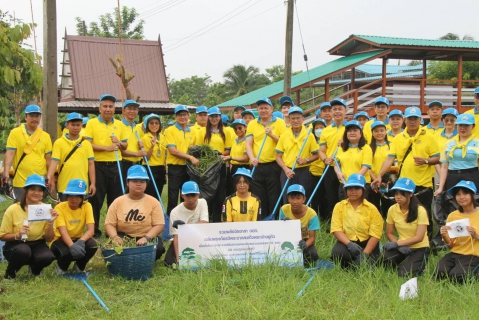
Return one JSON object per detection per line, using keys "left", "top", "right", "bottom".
{"left": 186, "top": 146, "right": 223, "bottom": 201}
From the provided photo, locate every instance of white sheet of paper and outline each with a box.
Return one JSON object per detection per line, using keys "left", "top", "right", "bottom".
{"left": 28, "top": 204, "right": 52, "bottom": 221}
{"left": 446, "top": 218, "right": 470, "bottom": 238}
{"left": 399, "top": 277, "right": 418, "bottom": 300}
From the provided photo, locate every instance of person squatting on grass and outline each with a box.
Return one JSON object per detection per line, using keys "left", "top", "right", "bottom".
{"left": 223, "top": 168, "right": 260, "bottom": 222}
{"left": 50, "top": 179, "right": 97, "bottom": 274}
{"left": 165, "top": 181, "right": 209, "bottom": 266}
{"left": 382, "top": 178, "right": 430, "bottom": 277}
{"left": 279, "top": 184, "right": 320, "bottom": 267}
{"left": 0, "top": 174, "right": 57, "bottom": 279}
{"left": 330, "top": 174, "right": 384, "bottom": 268}
{"left": 435, "top": 181, "right": 479, "bottom": 283}
{"left": 105, "top": 165, "right": 166, "bottom": 261}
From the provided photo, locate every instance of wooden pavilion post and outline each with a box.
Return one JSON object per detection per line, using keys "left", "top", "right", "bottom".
{"left": 457, "top": 54, "right": 463, "bottom": 107}
{"left": 381, "top": 58, "right": 387, "bottom": 96}
{"left": 420, "top": 59, "right": 426, "bottom": 112}
{"left": 325, "top": 78, "right": 330, "bottom": 101}
{"left": 351, "top": 67, "right": 356, "bottom": 90}
{"left": 296, "top": 90, "right": 301, "bottom": 106}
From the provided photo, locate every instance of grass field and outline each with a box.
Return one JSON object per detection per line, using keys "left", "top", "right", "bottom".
{"left": 1, "top": 197, "right": 479, "bottom": 319}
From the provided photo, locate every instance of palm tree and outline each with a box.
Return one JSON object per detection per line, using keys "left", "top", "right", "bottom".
{"left": 439, "top": 33, "right": 474, "bottom": 41}
{"left": 223, "top": 65, "right": 270, "bottom": 97}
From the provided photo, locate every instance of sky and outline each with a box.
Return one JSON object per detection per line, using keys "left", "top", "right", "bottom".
{"left": 4, "top": 0, "right": 479, "bottom": 83}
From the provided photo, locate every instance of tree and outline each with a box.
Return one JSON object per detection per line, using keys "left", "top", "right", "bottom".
{"left": 223, "top": 65, "right": 271, "bottom": 97}
{"left": 265, "top": 65, "right": 302, "bottom": 83}
{"left": 439, "top": 33, "right": 474, "bottom": 41}
{"left": 75, "top": 6, "right": 145, "bottom": 39}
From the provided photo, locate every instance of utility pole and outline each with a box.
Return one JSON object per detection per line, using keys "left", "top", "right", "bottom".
{"left": 43, "top": 0, "right": 58, "bottom": 140}
{"left": 283, "top": 0, "right": 294, "bottom": 97}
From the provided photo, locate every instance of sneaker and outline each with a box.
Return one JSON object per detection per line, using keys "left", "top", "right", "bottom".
{"left": 72, "top": 262, "right": 85, "bottom": 273}
{"left": 55, "top": 262, "right": 66, "bottom": 275}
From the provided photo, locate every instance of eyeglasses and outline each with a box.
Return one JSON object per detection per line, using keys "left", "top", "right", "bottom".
{"left": 234, "top": 126, "right": 244, "bottom": 131}
{"left": 236, "top": 181, "right": 249, "bottom": 185}
{"left": 443, "top": 119, "right": 456, "bottom": 123}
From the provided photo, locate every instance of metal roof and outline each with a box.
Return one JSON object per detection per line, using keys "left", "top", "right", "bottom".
{"left": 355, "top": 35, "right": 479, "bottom": 49}
{"left": 355, "top": 64, "right": 424, "bottom": 75}
{"left": 58, "top": 100, "right": 194, "bottom": 115}
{"left": 217, "top": 50, "right": 389, "bottom": 108}
{"left": 59, "top": 34, "right": 170, "bottom": 103}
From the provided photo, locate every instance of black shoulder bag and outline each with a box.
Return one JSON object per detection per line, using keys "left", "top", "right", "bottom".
{"left": 59, "top": 138, "right": 85, "bottom": 174}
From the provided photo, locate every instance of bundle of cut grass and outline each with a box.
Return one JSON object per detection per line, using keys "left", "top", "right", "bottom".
{"left": 188, "top": 144, "right": 222, "bottom": 176}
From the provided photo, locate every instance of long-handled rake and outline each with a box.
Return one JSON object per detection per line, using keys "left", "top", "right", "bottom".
{"left": 112, "top": 133, "right": 125, "bottom": 195}
{"left": 306, "top": 146, "right": 339, "bottom": 206}
{"left": 250, "top": 134, "right": 268, "bottom": 177}
{"left": 62, "top": 272, "right": 110, "bottom": 312}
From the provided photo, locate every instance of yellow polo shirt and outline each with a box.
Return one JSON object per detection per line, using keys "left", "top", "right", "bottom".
{"left": 84, "top": 117, "right": 129, "bottom": 162}
{"left": 6, "top": 125, "right": 53, "bottom": 187}
{"left": 141, "top": 132, "right": 166, "bottom": 166}
{"left": 224, "top": 193, "right": 261, "bottom": 222}
{"left": 196, "top": 127, "right": 233, "bottom": 153}
{"left": 120, "top": 120, "right": 145, "bottom": 162}
{"left": 165, "top": 123, "right": 196, "bottom": 165}
{"left": 447, "top": 209, "right": 479, "bottom": 256}
{"left": 319, "top": 122, "right": 345, "bottom": 165}
{"left": 52, "top": 201, "right": 95, "bottom": 243}
{"left": 371, "top": 143, "right": 390, "bottom": 177}
{"left": 465, "top": 108, "right": 479, "bottom": 139}
{"left": 230, "top": 137, "right": 249, "bottom": 165}
{"left": 330, "top": 199, "right": 384, "bottom": 242}
{"left": 0, "top": 203, "right": 50, "bottom": 241}
{"left": 190, "top": 123, "right": 203, "bottom": 136}
{"left": 389, "top": 128, "right": 440, "bottom": 188}
{"left": 436, "top": 130, "right": 457, "bottom": 152}
{"left": 275, "top": 127, "right": 319, "bottom": 168}
{"left": 425, "top": 123, "right": 445, "bottom": 137}
{"left": 279, "top": 205, "right": 319, "bottom": 239}
{"left": 310, "top": 137, "right": 325, "bottom": 176}
{"left": 363, "top": 118, "right": 392, "bottom": 143}
{"left": 246, "top": 116, "right": 287, "bottom": 163}
{"left": 386, "top": 204, "right": 429, "bottom": 249}
{"left": 336, "top": 144, "right": 373, "bottom": 183}
{"left": 51, "top": 134, "right": 94, "bottom": 193}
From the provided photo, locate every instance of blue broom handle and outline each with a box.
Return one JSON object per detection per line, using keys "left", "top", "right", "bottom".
{"left": 82, "top": 279, "right": 110, "bottom": 312}
{"left": 306, "top": 146, "right": 339, "bottom": 206}
{"left": 250, "top": 134, "right": 268, "bottom": 176}
{"left": 112, "top": 133, "right": 125, "bottom": 195}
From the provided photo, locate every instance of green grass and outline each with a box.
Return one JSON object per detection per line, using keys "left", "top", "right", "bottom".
{"left": 1, "top": 199, "right": 479, "bottom": 319}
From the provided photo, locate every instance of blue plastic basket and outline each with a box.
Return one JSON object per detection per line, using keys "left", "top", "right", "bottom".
{"left": 102, "top": 244, "right": 156, "bottom": 281}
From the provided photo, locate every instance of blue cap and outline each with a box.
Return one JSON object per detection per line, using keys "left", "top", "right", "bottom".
{"left": 448, "top": 180, "right": 477, "bottom": 195}
{"left": 230, "top": 119, "right": 246, "bottom": 127}
{"left": 221, "top": 114, "right": 229, "bottom": 124}
{"left": 475, "top": 87, "right": 479, "bottom": 94}
{"left": 389, "top": 109, "right": 404, "bottom": 118}
{"left": 24, "top": 174, "right": 46, "bottom": 189}
{"left": 143, "top": 113, "right": 161, "bottom": 130}
{"left": 25, "top": 104, "right": 42, "bottom": 114}
{"left": 174, "top": 105, "right": 189, "bottom": 114}
{"left": 127, "top": 165, "right": 149, "bottom": 180}
{"left": 168, "top": 121, "right": 175, "bottom": 126}
{"left": 273, "top": 111, "right": 284, "bottom": 119}
{"left": 374, "top": 97, "right": 390, "bottom": 107}
{"left": 330, "top": 98, "right": 347, "bottom": 108}
{"left": 233, "top": 168, "right": 253, "bottom": 179}
{"left": 320, "top": 102, "right": 331, "bottom": 109}
{"left": 287, "top": 184, "right": 306, "bottom": 196}
{"left": 315, "top": 109, "right": 322, "bottom": 117}
{"left": 312, "top": 118, "right": 326, "bottom": 127}
{"left": 390, "top": 178, "right": 416, "bottom": 193}
{"left": 208, "top": 106, "right": 221, "bottom": 116}
{"left": 182, "top": 181, "right": 200, "bottom": 194}
{"left": 344, "top": 174, "right": 366, "bottom": 189}
{"left": 63, "top": 179, "right": 87, "bottom": 196}
{"left": 455, "top": 113, "right": 475, "bottom": 125}
{"left": 82, "top": 117, "right": 90, "bottom": 125}
{"left": 442, "top": 108, "right": 459, "bottom": 118}
{"left": 354, "top": 111, "right": 370, "bottom": 120}
{"left": 280, "top": 96, "right": 294, "bottom": 106}
{"left": 242, "top": 110, "right": 255, "bottom": 118}
{"left": 428, "top": 100, "right": 443, "bottom": 108}
{"left": 256, "top": 97, "right": 273, "bottom": 107}
{"left": 196, "top": 106, "right": 208, "bottom": 114}
{"left": 288, "top": 106, "right": 303, "bottom": 115}
{"left": 66, "top": 112, "right": 83, "bottom": 122}
{"left": 99, "top": 94, "right": 116, "bottom": 102}
{"left": 371, "top": 120, "right": 386, "bottom": 131}
{"left": 234, "top": 106, "right": 246, "bottom": 112}
{"left": 345, "top": 120, "right": 362, "bottom": 130}
{"left": 123, "top": 99, "right": 140, "bottom": 108}
{"left": 404, "top": 107, "right": 421, "bottom": 118}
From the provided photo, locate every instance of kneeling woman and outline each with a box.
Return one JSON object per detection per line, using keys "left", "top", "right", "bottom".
{"left": 0, "top": 174, "right": 57, "bottom": 279}
{"left": 435, "top": 180, "right": 479, "bottom": 283}
{"left": 105, "top": 165, "right": 166, "bottom": 260}
{"left": 50, "top": 179, "right": 97, "bottom": 274}
{"left": 330, "top": 174, "right": 383, "bottom": 268}
{"left": 382, "top": 178, "right": 430, "bottom": 277}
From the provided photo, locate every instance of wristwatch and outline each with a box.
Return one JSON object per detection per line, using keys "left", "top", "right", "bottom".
{"left": 424, "top": 158, "right": 429, "bottom": 164}
{"left": 144, "top": 235, "right": 152, "bottom": 242}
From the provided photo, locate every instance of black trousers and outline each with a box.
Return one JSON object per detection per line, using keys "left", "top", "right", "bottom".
{"left": 90, "top": 162, "right": 124, "bottom": 237}
{"left": 310, "top": 174, "right": 328, "bottom": 221}
{"left": 50, "top": 238, "right": 98, "bottom": 271}
{"left": 165, "top": 242, "right": 176, "bottom": 266}
{"left": 435, "top": 252, "right": 479, "bottom": 283}
{"left": 121, "top": 160, "right": 142, "bottom": 187}
{"left": 228, "top": 164, "right": 250, "bottom": 196}
{"left": 3, "top": 240, "right": 55, "bottom": 278}
{"left": 330, "top": 239, "right": 380, "bottom": 269}
{"left": 322, "top": 168, "right": 340, "bottom": 221}
{"left": 303, "top": 244, "right": 319, "bottom": 266}
{"left": 208, "top": 163, "right": 227, "bottom": 223}
{"left": 167, "top": 165, "right": 190, "bottom": 215}
{"left": 383, "top": 247, "right": 430, "bottom": 277}
{"left": 144, "top": 165, "right": 166, "bottom": 201}
{"left": 251, "top": 162, "right": 282, "bottom": 220}
{"left": 416, "top": 186, "right": 433, "bottom": 239}
{"left": 279, "top": 167, "right": 312, "bottom": 204}
{"left": 367, "top": 189, "right": 395, "bottom": 219}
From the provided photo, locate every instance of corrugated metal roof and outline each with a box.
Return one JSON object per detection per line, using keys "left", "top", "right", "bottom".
{"left": 61, "top": 35, "right": 170, "bottom": 103}
{"left": 356, "top": 64, "right": 424, "bottom": 75}
{"left": 58, "top": 100, "right": 194, "bottom": 115}
{"left": 217, "top": 50, "right": 389, "bottom": 107}
{"left": 355, "top": 35, "right": 479, "bottom": 49}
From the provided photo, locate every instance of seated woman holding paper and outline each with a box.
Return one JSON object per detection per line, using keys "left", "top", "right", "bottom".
{"left": 382, "top": 178, "right": 430, "bottom": 277}
{"left": 105, "top": 165, "right": 166, "bottom": 260}
{"left": 0, "top": 174, "right": 58, "bottom": 279}
{"left": 435, "top": 180, "right": 479, "bottom": 283}
{"left": 50, "top": 179, "right": 97, "bottom": 274}
{"left": 330, "top": 174, "right": 383, "bottom": 268}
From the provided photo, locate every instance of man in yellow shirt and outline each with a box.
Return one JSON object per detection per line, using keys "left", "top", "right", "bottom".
{"left": 363, "top": 97, "right": 391, "bottom": 143}
{"left": 465, "top": 87, "right": 479, "bottom": 139}
{"left": 373, "top": 106, "right": 440, "bottom": 238}
{"left": 233, "top": 106, "right": 246, "bottom": 120}
{"left": 246, "top": 97, "right": 286, "bottom": 219}
{"left": 84, "top": 94, "right": 129, "bottom": 238}
{"left": 425, "top": 100, "right": 444, "bottom": 137}
{"left": 3, "top": 104, "right": 52, "bottom": 199}
{"left": 190, "top": 106, "right": 208, "bottom": 135}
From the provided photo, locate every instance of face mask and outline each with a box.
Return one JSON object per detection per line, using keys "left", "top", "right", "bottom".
{"left": 314, "top": 129, "right": 323, "bottom": 137}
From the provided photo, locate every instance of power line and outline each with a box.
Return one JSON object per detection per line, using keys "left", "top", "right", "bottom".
{"left": 294, "top": 0, "right": 314, "bottom": 105}
{"left": 137, "top": 0, "right": 184, "bottom": 19}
